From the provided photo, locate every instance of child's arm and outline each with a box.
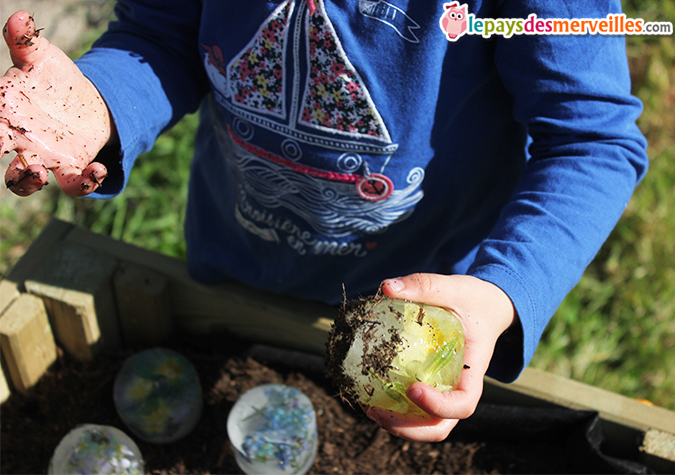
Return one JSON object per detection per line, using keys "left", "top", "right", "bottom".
{"left": 466, "top": 0, "right": 648, "bottom": 386}
{"left": 364, "top": 0, "right": 648, "bottom": 442}
{"left": 74, "top": 0, "right": 210, "bottom": 198}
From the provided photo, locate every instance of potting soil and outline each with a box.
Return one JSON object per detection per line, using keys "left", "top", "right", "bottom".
{"left": 0, "top": 332, "right": 653, "bottom": 474}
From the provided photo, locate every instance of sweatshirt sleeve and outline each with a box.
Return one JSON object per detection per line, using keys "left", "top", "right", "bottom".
{"left": 468, "top": 0, "right": 649, "bottom": 382}
{"left": 74, "top": 0, "right": 210, "bottom": 198}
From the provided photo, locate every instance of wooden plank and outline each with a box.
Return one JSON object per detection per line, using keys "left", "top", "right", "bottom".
{"left": 25, "top": 241, "right": 120, "bottom": 361}
{"left": 1, "top": 220, "right": 72, "bottom": 390}
{"left": 0, "top": 280, "right": 21, "bottom": 316}
{"left": 640, "top": 429, "right": 675, "bottom": 474}
{"left": 65, "top": 222, "right": 191, "bottom": 284}
{"left": 65, "top": 224, "right": 336, "bottom": 355}
{"left": 113, "top": 263, "right": 174, "bottom": 348}
{"left": 0, "top": 281, "right": 20, "bottom": 402}
{"left": 485, "top": 367, "right": 675, "bottom": 435}
{"left": 483, "top": 367, "right": 675, "bottom": 471}
{"left": 4, "top": 218, "right": 74, "bottom": 291}
{"left": 0, "top": 360, "right": 11, "bottom": 403}
{"left": 168, "top": 282, "right": 336, "bottom": 354}
{"left": 0, "top": 293, "right": 57, "bottom": 393}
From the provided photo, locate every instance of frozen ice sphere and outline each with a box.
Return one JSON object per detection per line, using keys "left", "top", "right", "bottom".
{"left": 326, "top": 295, "right": 465, "bottom": 415}
{"left": 114, "top": 347, "right": 203, "bottom": 443}
{"left": 227, "top": 384, "right": 318, "bottom": 475}
{"left": 48, "top": 424, "right": 143, "bottom": 475}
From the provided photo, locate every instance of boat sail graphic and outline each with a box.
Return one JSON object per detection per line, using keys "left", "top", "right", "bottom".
{"left": 224, "top": 1, "right": 292, "bottom": 119}
{"left": 215, "top": 0, "right": 393, "bottom": 147}
{"left": 202, "top": 0, "right": 425, "bottom": 243}
{"left": 298, "top": 3, "right": 391, "bottom": 143}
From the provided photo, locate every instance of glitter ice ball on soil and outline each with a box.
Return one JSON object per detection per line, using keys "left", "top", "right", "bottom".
{"left": 113, "top": 348, "right": 203, "bottom": 444}
{"left": 227, "top": 384, "right": 318, "bottom": 475}
{"left": 48, "top": 424, "right": 143, "bottom": 475}
{"left": 325, "top": 295, "right": 465, "bottom": 416}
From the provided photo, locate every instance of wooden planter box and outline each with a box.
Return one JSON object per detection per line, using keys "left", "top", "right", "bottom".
{"left": 2, "top": 218, "right": 674, "bottom": 473}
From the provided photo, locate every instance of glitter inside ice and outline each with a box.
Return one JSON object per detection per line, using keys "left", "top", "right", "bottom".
{"left": 227, "top": 384, "right": 318, "bottom": 474}
{"left": 113, "top": 348, "right": 203, "bottom": 443}
{"left": 48, "top": 424, "right": 143, "bottom": 475}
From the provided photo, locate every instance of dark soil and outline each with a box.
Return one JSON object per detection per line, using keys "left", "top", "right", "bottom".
{"left": 0, "top": 332, "right": 637, "bottom": 474}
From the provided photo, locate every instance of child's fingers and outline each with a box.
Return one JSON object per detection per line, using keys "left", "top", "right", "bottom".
{"left": 3, "top": 11, "right": 49, "bottom": 70}
{"left": 406, "top": 378, "right": 482, "bottom": 421}
{"left": 51, "top": 161, "right": 107, "bottom": 197}
{"left": 381, "top": 273, "right": 459, "bottom": 310}
{"left": 4, "top": 152, "right": 49, "bottom": 196}
{"left": 4, "top": 147, "right": 107, "bottom": 197}
{"left": 365, "top": 406, "right": 459, "bottom": 442}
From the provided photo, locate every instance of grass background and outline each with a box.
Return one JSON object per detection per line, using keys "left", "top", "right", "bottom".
{"left": 1, "top": 1, "right": 673, "bottom": 410}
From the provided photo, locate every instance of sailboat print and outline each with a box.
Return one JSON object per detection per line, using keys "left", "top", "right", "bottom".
{"left": 202, "top": 0, "right": 425, "bottom": 243}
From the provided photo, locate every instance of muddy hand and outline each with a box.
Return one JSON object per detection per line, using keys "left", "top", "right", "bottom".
{"left": 1, "top": 11, "right": 114, "bottom": 197}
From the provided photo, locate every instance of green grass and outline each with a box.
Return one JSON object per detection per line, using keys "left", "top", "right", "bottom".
{"left": 0, "top": 1, "right": 673, "bottom": 410}
{"left": 52, "top": 112, "right": 198, "bottom": 259}
{"left": 0, "top": 112, "right": 197, "bottom": 271}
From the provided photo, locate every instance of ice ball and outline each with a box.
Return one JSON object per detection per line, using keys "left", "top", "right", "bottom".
{"left": 227, "top": 384, "right": 318, "bottom": 475}
{"left": 114, "top": 347, "right": 202, "bottom": 443}
{"left": 48, "top": 424, "right": 143, "bottom": 475}
{"left": 325, "top": 295, "right": 465, "bottom": 415}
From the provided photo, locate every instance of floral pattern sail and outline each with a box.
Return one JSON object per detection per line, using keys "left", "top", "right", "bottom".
{"left": 227, "top": 2, "right": 293, "bottom": 117}
{"left": 222, "top": 0, "right": 392, "bottom": 142}
{"left": 300, "top": 4, "right": 390, "bottom": 141}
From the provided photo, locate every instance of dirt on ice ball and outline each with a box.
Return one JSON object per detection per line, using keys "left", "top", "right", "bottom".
{"left": 325, "top": 294, "right": 465, "bottom": 416}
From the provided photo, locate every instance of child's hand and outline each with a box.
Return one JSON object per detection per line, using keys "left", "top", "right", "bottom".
{"left": 1, "top": 11, "right": 114, "bottom": 197}
{"left": 363, "top": 273, "right": 516, "bottom": 442}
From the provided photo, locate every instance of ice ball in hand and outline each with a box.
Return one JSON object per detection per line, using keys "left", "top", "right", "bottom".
{"left": 113, "top": 348, "right": 202, "bottom": 443}
{"left": 325, "top": 294, "right": 465, "bottom": 416}
{"left": 227, "top": 384, "right": 318, "bottom": 475}
{"left": 48, "top": 424, "right": 143, "bottom": 475}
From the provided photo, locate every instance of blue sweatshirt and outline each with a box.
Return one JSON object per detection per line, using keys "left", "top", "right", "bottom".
{"left": 76, "top": 0, "right": 648, "bottom": 383}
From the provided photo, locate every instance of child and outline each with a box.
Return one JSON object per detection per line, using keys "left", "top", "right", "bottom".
{"left": 0, "top": 0, "right": 648, "bottom": 442}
